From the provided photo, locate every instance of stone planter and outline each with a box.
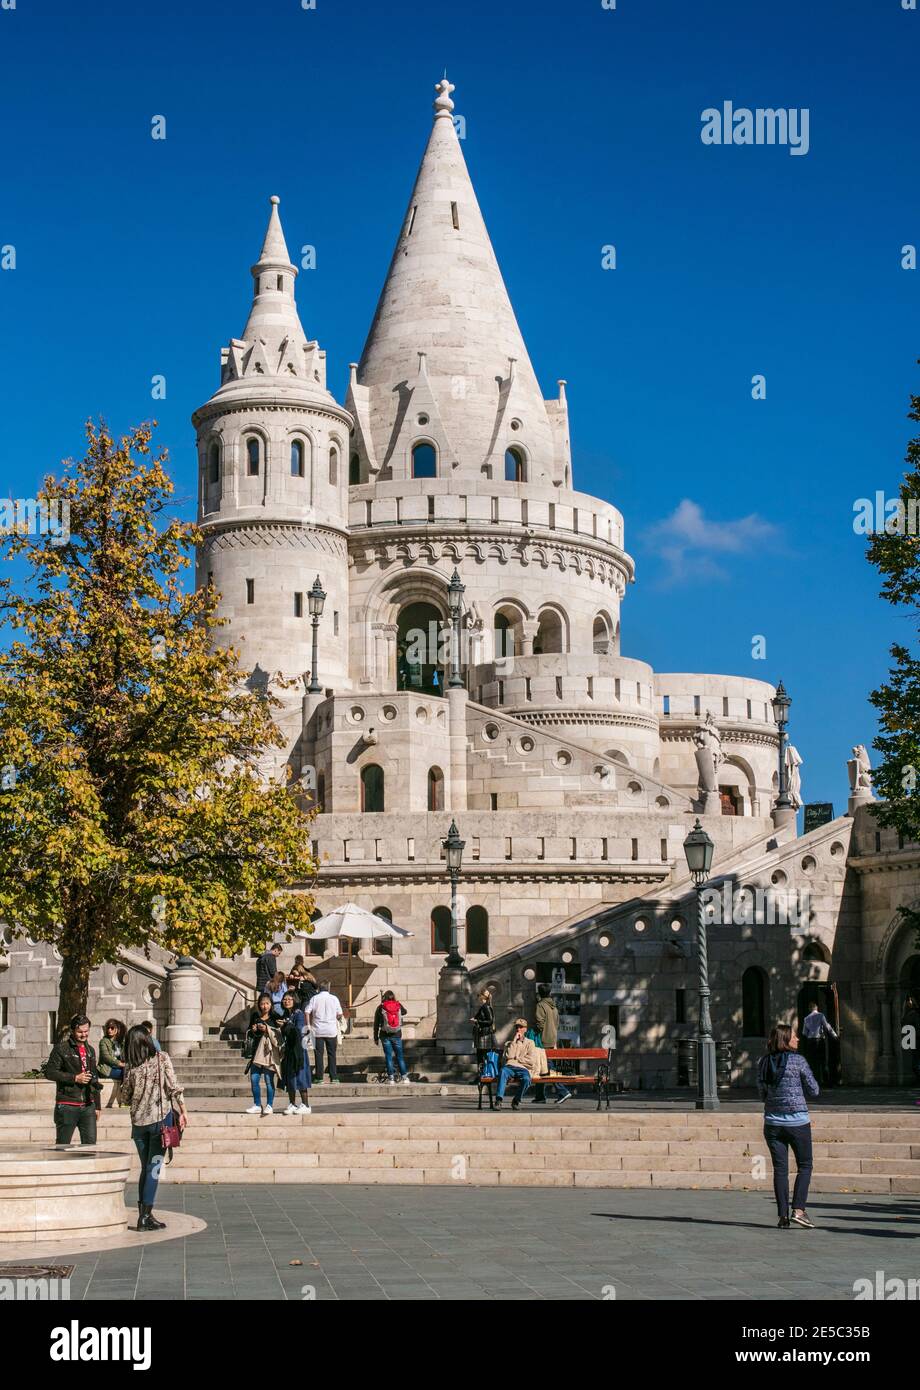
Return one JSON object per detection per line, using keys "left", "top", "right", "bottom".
{"left": 0, "top": 1079, "right": 115, "bottom": 1110}
{"left": 0, "top": 1148, "right": 132, "bottom": 1242}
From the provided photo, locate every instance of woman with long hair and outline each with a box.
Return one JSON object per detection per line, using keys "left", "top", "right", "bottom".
{"left": 471, "top": 988, "right": 496, "bottom": 1068}
{"left": 758, "top": 1021, "right": 819, "bottom": 1229}
{"left": 245, "top": 993, "right": 281, "bottom": 1114}
{"left": 120, "top": 1024, "right": 188, "bottom": 1232}
{"left": 278, "top": 990, "right": 311, "bottom": 1114}
{"left": 98, "top": 1018, "right": 127, "bottom": 1108}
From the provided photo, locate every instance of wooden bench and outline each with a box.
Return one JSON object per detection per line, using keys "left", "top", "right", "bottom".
{"left": 477, "top": 1047, "right": 617, "bottom": 1111}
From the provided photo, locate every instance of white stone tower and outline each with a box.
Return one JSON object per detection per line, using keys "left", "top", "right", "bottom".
{"left": 193, "top": 197, "right": 353, "bottom": 749}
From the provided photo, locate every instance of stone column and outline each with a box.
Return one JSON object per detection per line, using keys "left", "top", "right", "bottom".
{"left": 520, "top": 619, "right": 539, "bottom": 658}
{"left": 447, "top": 686, "right": 468, "bottom": 812}
{"left": 165, "top": 957, "right": 203, "bottom": 1058}
{"left": 436, "top": 960, "right": 473, "bottom": 1058}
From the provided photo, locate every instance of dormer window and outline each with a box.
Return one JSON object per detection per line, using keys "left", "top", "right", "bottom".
{"left": 291, "top": 440, "right": 305, "bottom": 478}
{"left": 411, "top": 442, "right": 437, "bottom": 479}
{"left": 246, "top": 437, "right": 261, "bottom": 476}
{"left": 504, "top": 447, "right": 526, "bottom": 483}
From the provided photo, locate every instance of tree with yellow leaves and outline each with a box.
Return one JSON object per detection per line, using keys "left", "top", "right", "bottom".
{"left": 0, "top": 420, "right": 316, "bottom": 1022}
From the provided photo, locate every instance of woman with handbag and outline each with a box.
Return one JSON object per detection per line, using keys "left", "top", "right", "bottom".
{"left": 120, "top": 1024, "right": 188, "bottom": 1232}
{"left": 278, "top": 990, "right": 312, "bottom": 1114}
{"left": 245, "top": 994, "right": 282, "bottom": 1115}
{"left": 98, "top": 1018, "right": 127, "bottom": 1108}
{"left": 471, "top": 989, "right": 496, "bottom": 1068}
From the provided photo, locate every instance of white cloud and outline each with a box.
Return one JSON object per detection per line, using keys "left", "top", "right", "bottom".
{"left": 642, "top": 499, "right": 779, "bottom": 585}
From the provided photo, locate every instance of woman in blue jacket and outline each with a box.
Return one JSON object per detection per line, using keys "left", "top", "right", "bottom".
{"left": 758, "top": 1022, "right": 820, "bottom": 1229}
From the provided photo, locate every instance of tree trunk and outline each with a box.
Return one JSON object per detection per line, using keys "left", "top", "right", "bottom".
{"left": 57, "top": 943, "right": 92, "bottom": 1032}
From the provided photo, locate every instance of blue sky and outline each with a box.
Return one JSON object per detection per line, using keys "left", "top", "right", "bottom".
{"left": 1, "top": 0, "right": 917, "bottom": 808}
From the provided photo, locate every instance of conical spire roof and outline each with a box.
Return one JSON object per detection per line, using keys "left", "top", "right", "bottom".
{"left": 197, "top": 196, "right": 341, "bottom": 413}
{"left": 355, "top": 78, "right": 557, "bottom": 481}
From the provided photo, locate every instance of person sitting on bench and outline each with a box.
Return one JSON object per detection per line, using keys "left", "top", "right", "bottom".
{"left": 495, "top": 1019, "right": 540, "bottom": 1110}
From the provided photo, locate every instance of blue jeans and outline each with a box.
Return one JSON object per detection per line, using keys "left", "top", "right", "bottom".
{"left": 250, "top": 1067, "right": 275, "bottom": 1108}
{"left": 764, "top": 1122, "right": 813, "bottom": 1219}
{"left": 132, "top": 1115, "right": 169, "bottom": 1206}
{"left": 382, "top": 1035, "right": 408, "bottom": 1078}
{"left": 497, "top": 1064, "right": 531, "bottom": 1103}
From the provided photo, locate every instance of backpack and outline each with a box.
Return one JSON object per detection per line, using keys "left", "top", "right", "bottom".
{"left": 480, "top": 1050, "right": 499, "bottom": 1080}
{"left": 380, "top": 1000, "right": 403, "bottom": 1035}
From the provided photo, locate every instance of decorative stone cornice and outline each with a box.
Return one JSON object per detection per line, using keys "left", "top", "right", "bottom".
{"left": 510, "top": 709, "right": 659, "bottom": 733}
{"left": 298, "top": 863, "right": 672, "bottom": 888}
{"left": 192, "top": 399, "right": 353, "bottom": 429}
{"left": 199, "top": 521, "right": 349, "bottom": 555}
{"left": 348, "top": 525, "right": 632, "bottom": 593}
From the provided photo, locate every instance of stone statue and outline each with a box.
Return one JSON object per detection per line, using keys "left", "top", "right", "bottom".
{"left": 785, "top": 744, "right": 803, "bottom": 809}
{"left": 693, "top": 711, "right": 724, "bottom": 795}
{"left": 848, "top": 744, "right": 874, "bottom": 796}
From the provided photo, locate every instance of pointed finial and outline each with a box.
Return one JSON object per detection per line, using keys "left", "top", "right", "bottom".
{"left": 434, "top": 76, "right": 455, "bottom": 118}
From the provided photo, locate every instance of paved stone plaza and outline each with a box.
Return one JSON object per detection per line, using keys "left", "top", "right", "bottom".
{"left": 28, "top": 1186, "right": 919, "bottom": 1302}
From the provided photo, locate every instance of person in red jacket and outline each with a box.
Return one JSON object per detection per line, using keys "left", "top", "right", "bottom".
{"left": 374, "top": 991, "right": 410, "bottom": 1085}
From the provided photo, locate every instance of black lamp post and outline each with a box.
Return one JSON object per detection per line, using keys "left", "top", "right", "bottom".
{"left": 447, "top": 568, "right": 465, "bottom": 690}
{"left": 443, "top": 819, "right": 466, "bottom": 968}
{"left": 771, "top": 680, "right": 793, "bottom": 812}
{"left": 683, "top": 818, "right": 719, "bottom": 1111}
{"left": 307, "top": 575, "right": 326, "bottom": 694}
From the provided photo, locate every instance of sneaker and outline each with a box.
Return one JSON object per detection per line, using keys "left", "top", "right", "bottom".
{"left": 262, "top": 1105, "right": 273, "bottom": 1116}
{"left": 331, "top": 1078, "right": 341, "bottom": 1085}
{"left": 777, "top": 1217, "right": 790, "bottom": 1228}
{"left": 401, "top": 1074, "right": 411, "bottom": 1085}
{"left": 245, "top": 1104, "right": 261, "bottom": 1115}
{"left": 284, "top": 1103, "right": 298, "bottom": 1116}
{"left": 314, "top": 1078, "right": 325, "bottom": 1086}
{"left": 791, "top": 1211, "right": 816, "bottom": 1229}
{"left": 387, "top": 1076, "right": 397, "bottom": 1085}
{"left": 511, "top": 1099, "right": 521, "bottom": 1111}
{"left": 493, "top": 1098, "right": 503, "bottom": 1110}
{"left": 297, "top": 1104, "right": 311, "bottom": 1115}
{"left": 554, "top": 1092, "right": 572, "bottom": 1106}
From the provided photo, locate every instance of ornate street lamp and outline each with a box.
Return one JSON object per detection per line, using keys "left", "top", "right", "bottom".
{"left": 443, "top": 819, "right": 466, "bottom": 968}
{"left": 307, "top": 575, "right": 326, "bottom": 694}
{"left": 771, "top": 680, "right": 793, "bottom": 812}
{"left": 683, "top": 818, "right": 719, "bottom": 1111}
{"left": 447, "top": 568, "right": 465, "bottom": 689}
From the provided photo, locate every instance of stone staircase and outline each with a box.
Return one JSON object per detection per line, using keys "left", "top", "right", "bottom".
{"left": 173, "top": 1035, "right": 472, "bottom": 1099}
{"left": 3, "top": 1107, "right": 918, "bottom": 1192}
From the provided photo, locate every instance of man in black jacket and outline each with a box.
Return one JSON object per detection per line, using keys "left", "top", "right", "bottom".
{"left": 256, "top": 943, "right": 283, "bottom": 996}
{"left": 43, "top": 1014, "right": 102, "bottom": 1146}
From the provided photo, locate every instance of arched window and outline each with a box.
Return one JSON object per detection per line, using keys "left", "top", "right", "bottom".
{"left": 466, "top": 906, "right": 489, "bottom": 955}
{"left": 373, "top": 906, "right": 393, "bottom": 957}
{"left": 207, "top": 442, "right": 220, "bottom": 485}
{"left": 315, "top": 772, "right": 325, "bottom": 812}
{"left": 329, "top": 446, "right": 339, "bottom": 486}
{"left": 504, "top": 447, "right": 525, "bottom": 483}
{"left": 360, "top": 764, "right": 384, "bottom": 813}
{"left": 431, "top": 905, "right": 452, "bottom": 954}
{"left": 593, "top": 615, "right": 612, "bottom": 655}
{"left": 349, "top": 453, "right": 361, "bottom": 485}
{"left": 246, "top": 437, "right": 261, "bottom": 476}
{"left": 291, "top": 440, "right": 305, "bottom": 478}
{"left": 742, "top": 967, "right": 768, "bottom": 1037}
{"left": 411, "top": 442, "right": 437, "bottom": 479}
{"left": 534, "top": 608, "right": 565, "bottom": 654}
{"left": 427, "top": 766, "right": 444, "bottom": 812}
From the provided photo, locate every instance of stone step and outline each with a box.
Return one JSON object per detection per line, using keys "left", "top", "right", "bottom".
{"left": 3, "top": 1108, "right": 917, "bottom": 1192}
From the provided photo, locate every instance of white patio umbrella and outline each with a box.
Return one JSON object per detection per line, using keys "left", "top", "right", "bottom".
{"left": 297, "top": 903, "right": 413, "bottom": 1006}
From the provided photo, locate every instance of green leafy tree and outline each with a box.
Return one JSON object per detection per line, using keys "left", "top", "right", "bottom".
{"left": 0, "top": 421, "right": 316, "bottom": 1023}
{"left": 867, "top": 371, "right": 920, "bottom": 943}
